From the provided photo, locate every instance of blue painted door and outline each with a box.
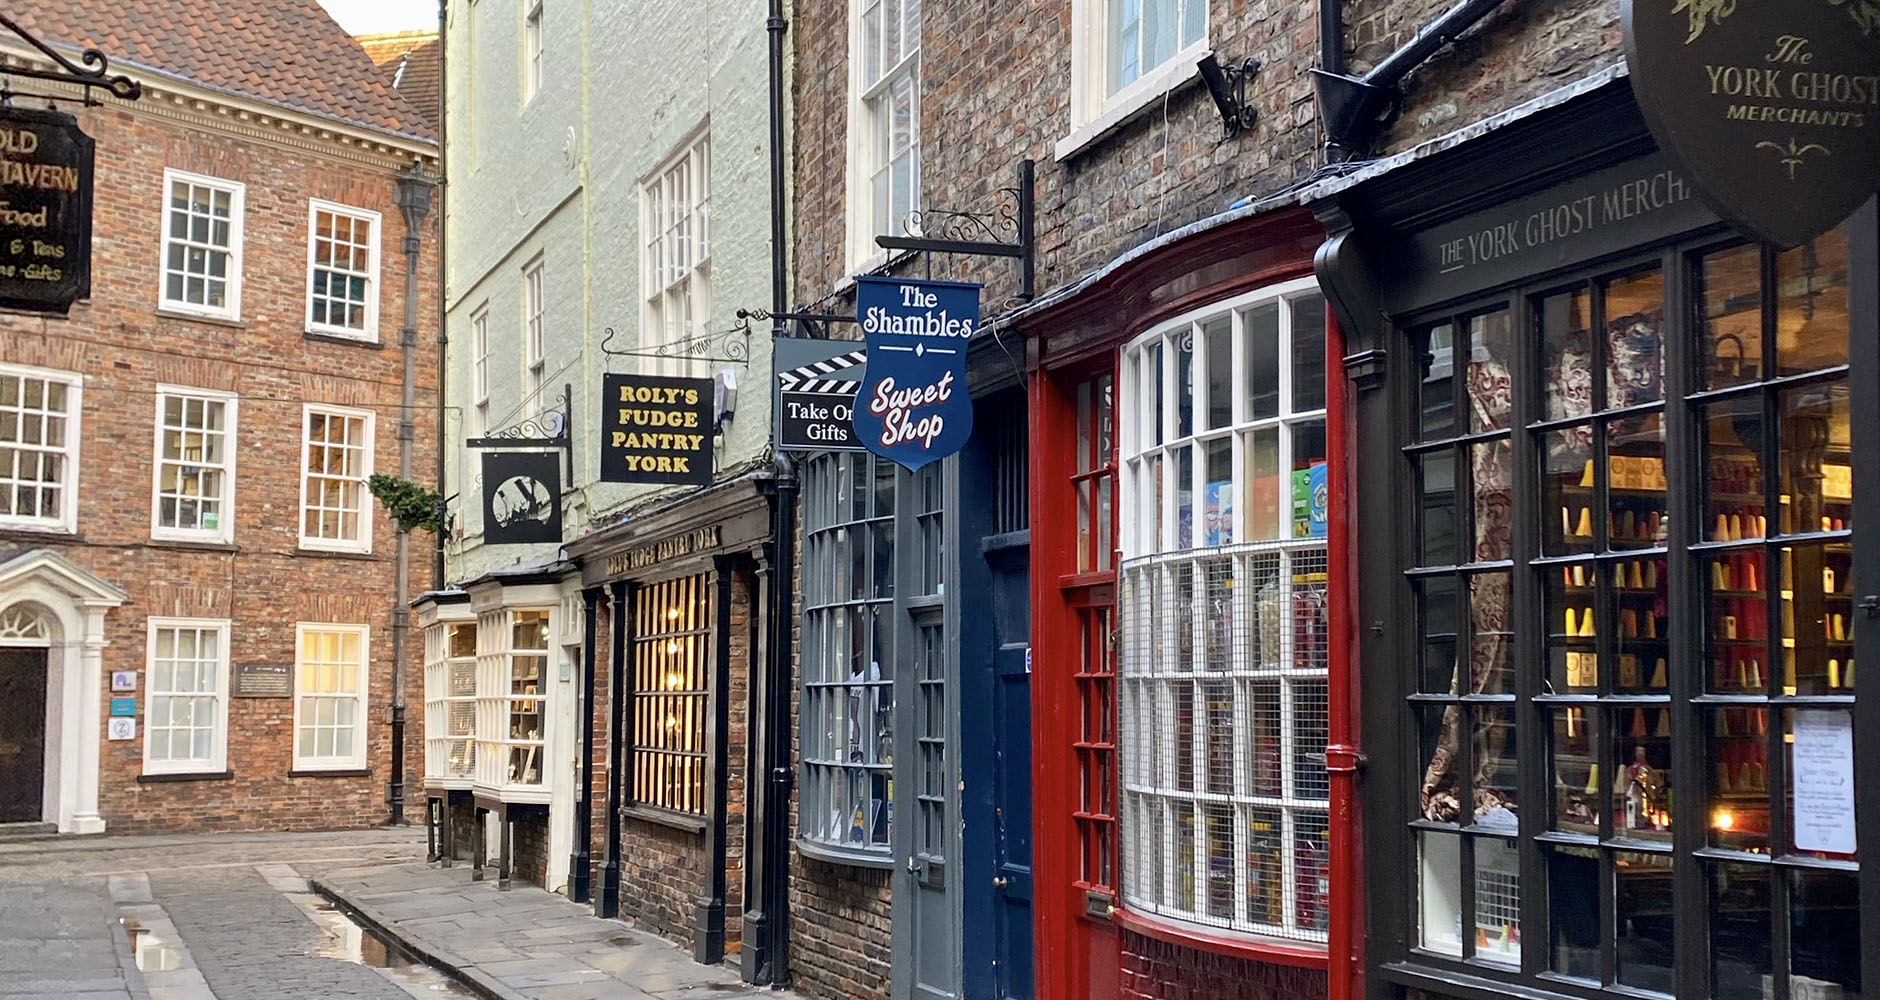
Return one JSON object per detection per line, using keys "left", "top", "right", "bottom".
{"left": 988, "top": 544, "right": 1034, "bottom": 1000}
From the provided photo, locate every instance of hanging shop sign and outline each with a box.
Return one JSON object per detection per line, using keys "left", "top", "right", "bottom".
{"left": 482, "top": 450, "right": 563, "bottom": 544}
{"left": 601, "top": 373, "right": 714, "bottom": 485}
{"left": 1622, "top": 0, "right": 1880, "bottom": 248}
{"left": 851, "top": 276, "right": 979, "bottom": 470}
{"left": 0, "top": 107, "right": 93, "bottom": 314}
{"left": 775, "top": 337, "right": 866, "bottom": 451}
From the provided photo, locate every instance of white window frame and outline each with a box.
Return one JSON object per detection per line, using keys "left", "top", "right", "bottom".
{"left": 523, "top": 259, "right": 546, "bottom": 415}
{"left": 304, "top": 199, "right": 383, "bottom": 342}
{"left": 844, "top": 0, "right": 920, "bottom": 273}
{"left": 423, "top": 617, "right": 478, "bottom": 784}
{"left": 1115, "top": 278, "right": 1334, "bottom": 943}
{"left": 141, "top": 617, "right": 232, "bottom": 777}
{"left": 639, "top": 128, "right": 712, "bottom": 377}
{"left": 1059, "top": 0, "right": 1210, "bottom": 161}
{"left": 150, "top": 386, "right": 237, "bottom": 544}
{"left": 471, "top": 305, "right": 491, "bottom": 437}
{"left": 292, "top": 623, "right": 371, "bottom": 771}
{"left": 522, "top": 0, "right": 544, "bottom": 105}
{"left": 158, "top": 168, "right": 245, "bottom": 321}
{"left": 0, "top": 361, "right": 81, "bottom": 534}
{"left": 298, "top": 404, "right": 376, "bottom": 554}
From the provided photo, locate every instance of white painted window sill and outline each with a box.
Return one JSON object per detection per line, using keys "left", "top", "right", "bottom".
{"left": 1055, "top": 46, "right": 1210, "bottom": 163}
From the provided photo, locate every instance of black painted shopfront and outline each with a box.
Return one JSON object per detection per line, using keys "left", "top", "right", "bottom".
{"left": 1315, "top": 74, "right": 1878, "bottom": 1000}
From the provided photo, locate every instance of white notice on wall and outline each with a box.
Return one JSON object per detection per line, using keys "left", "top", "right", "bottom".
{"left": 1791, "top": 709, "right": 1857, "bottom": 855}
{"left": 106, "top": 717, "right": 136, "bottom": 741}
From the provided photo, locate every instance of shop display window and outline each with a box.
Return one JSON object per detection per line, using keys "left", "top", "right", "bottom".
{"left": 423, "top": 618, "right": 477, "bottom": 783}
{"left": 1117, "top": 278, "right": 1332, "bottom": 942}
{"left": 475, "top": 608, "right": 551, "bottom": 793}
{"left": 1397, "top": 224, "right": 1858, "bottom": 994}
{"left": 631, "top": 576, "right": 710, "bottom": 815}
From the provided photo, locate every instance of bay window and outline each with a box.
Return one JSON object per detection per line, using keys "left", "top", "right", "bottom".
{"left": 424, "top": 618, "right": 478, "bottom": 783}
{"left": 1117, "top": 280, "right": 1332, "bottom": 941}
{"left": 478, "top": 608, "right": 550, "bottom": 791}
{"left": 800, "top": 451, "right": 897, "bottom": 856}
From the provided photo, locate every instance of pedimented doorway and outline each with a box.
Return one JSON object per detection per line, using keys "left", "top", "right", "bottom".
{"left": 0, "top": 642, "right": 49, "bottom": 823}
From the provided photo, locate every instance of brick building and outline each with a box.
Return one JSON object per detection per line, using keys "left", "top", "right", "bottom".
{"left": 0, "top": 0, "right": 439, "bottom": 835}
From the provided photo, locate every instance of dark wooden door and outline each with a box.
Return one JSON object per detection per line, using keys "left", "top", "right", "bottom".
{"left": 0, "top": 648, "right": 47, "bottom": 822}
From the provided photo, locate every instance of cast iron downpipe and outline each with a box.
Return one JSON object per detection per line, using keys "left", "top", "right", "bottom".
{"left": 599, "top": 581, "right": 629, "bottom": 918}
{"left": 569, "top": 586, "right": 600, "bottom": 903}
{"left": 1325, "top": 312, "right": 1364, "bottom": 1000}
{"left": 1312, "top": 0, "right": 1509, "bottom": 155}
{"left": 745, "top": 0, "right": 796, "bottom": 983}
{"left": 390, "top": 164, "right": 434, "bottom": 826}
{"left": 434, "top": 0, "right": 449, "bottom": 588}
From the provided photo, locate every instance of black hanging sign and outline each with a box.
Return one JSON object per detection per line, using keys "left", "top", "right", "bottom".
{"left": 0, "top": 107, "right": 93, "bottom": 314}
{"left": 482, "top": 450, "right": 562, "bottom": 544}
{"left": 600, "top": 373, "right": 714, "bottom": 485}
{"left": 1622, "top": 0, "right": 1880, "bottom": 248}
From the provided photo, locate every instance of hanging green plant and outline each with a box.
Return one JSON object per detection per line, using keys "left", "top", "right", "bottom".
{"left": 368, "top": 474, "right": 442, "bottom": 534}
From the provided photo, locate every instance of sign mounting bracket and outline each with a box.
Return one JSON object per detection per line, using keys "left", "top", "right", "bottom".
{"left": 874, "top": 159, "right": 1035, "bottom": 302}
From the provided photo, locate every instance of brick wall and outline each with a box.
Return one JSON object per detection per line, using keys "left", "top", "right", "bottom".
{"left": 2, "top": 95, "right": 438, "bottom": 835}
{"left": 790, "top": 856, "right": 892, "bottom": 1000}
{"left": 513, "top": 810, "right": 552, "bottom": 887}
{"left": 1119, "top": 932, "right": 1327, "bottom": 1000}
{"left": 792, "top": 0, "right": 1325, "bottom": 315}
{"left": 622, "top": 818, "right": 706, "bottom": 948}
{"left": 1346, "top": 0, "right": 1621, "bottom": 154}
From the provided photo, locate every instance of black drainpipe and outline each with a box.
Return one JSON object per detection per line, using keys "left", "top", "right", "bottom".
{"left": 1321, "top": 0, "right": 1343, "bottom": 79}
{"left": 569, "top": 586, "right": 600, "bottom": 903}
{"left": 433, "top": 0, "right": 450, "bottom": 588}
{"left": 743, "top": 0, "right": 796, "bottom": 984}
{"left": 1312, "top": 0, "right": 1509, "bottom": 156}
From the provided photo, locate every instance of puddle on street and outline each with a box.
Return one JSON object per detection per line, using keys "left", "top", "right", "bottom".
{"left": 290, "top": 893, "right": 476, "bottom": 996}
{"left": 120, "top": 920, "right": 183, "bottom": 972}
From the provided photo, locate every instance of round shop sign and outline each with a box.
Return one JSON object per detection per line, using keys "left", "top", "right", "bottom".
{"left": 1622, "top": 0, "right": 1880, "bottom": 248}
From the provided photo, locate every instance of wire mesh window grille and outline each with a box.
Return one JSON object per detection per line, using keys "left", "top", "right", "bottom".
{"left": 800, "top": 452, "right": 896, "bottom": 853}
{"left": 1117, "top": 281, "right": 1331, "bottom": 941}
{"left": 295, "top": 624, "right": 368, "bottom": 769}
{"left": 153, "top": 391, "right": 233, "bottom": 540}
{"left": 144, "top": 619, "right": 228, "bottom": 774}
{"left": 633, "top": 576, "right": 711, "bottom": 814}
{"left": 424, "top": 621, "right": 477, "bottom": 781}
{"left": 307, "top": 203, "right": 378, "bottom": 336}
{"left": 300, "top": 406, "right": 372, "bottom": 550}
{"left": 0, "top": 365, "right": 79, "bottom": 531}
{"left": 1119, "top": 545, "right": 1330, "bottom": 938}
{"left": 643, "top": 131, "right": 712, "bottom": 376}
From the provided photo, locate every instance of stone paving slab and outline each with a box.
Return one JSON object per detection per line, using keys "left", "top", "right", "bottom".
{"left": 310, "top": 863, "right": 798, "bottom": 1000}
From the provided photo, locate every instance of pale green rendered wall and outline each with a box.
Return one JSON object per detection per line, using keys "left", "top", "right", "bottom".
{"left": 442, "top": 0, "right": 782, "bottom": 583}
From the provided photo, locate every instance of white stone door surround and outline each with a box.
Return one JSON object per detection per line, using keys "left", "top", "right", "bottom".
{"left": 0, "top": 549, "right": 127, "bottom": 834}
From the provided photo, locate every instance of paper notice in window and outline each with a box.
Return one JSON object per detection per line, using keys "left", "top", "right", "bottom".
{"left": 1791, "top": 709, "right": 1857, "bottom": 855}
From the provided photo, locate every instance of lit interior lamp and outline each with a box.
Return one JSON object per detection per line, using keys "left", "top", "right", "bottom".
{"left": 668, "top": 607, "right": 681, "bottom": 621}
{"left": 1713, "top": 808, "right": 1735, "bottom": 832}
{"left": 666, "top": 672, "right": 683, "bottom": 689}
{"left": 667, "top": 640, "right": 681, "bottom": 653}
{"left": 665, "top": 715, "right": 679, "bottom": 730}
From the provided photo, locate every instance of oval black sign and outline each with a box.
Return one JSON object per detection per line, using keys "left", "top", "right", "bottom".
{"left": 1622, "top": 0, "right": 1880, "bottom": 248}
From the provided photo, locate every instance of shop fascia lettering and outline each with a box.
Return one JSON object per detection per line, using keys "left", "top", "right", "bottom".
{"left": 1439, "top": 170, "right": 1693, "bottom": 271}
{"left": 601, "top": 526, "right": 720, "bottom": 577}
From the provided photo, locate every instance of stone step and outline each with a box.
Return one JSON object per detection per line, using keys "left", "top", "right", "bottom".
{"left": 0, "top": 821, "right": 58, "bottom": 841}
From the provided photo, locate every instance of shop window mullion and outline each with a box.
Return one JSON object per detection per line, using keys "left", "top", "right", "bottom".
{"left": 1511, "top": 287, "right": 1549, "bottom": 978}
{"left": 1662, "top": 242, "right": 1711, "bottom": 1000}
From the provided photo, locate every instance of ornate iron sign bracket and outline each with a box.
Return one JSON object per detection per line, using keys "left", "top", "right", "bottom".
{"left": 735, "top": 307, "right": 858, "bottom": 341}
{"left": 874, "top": 159, "right": 1035, "bottom": 302}
{"left": 1199, "top": 54, "right": 1261, "bottom": 141}
{"left": 469, "top": 383, "right": 572, "bottom": 450}
{"left": 599, "top": 322, "right": 752, "bottom": 364}
{"left": 0, "top": 13, "right": 143, "bottom": 106}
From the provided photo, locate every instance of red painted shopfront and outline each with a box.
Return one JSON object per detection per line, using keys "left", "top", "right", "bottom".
{"left": 1021, "top": 204, "right": 1364, "bottom": 1000}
